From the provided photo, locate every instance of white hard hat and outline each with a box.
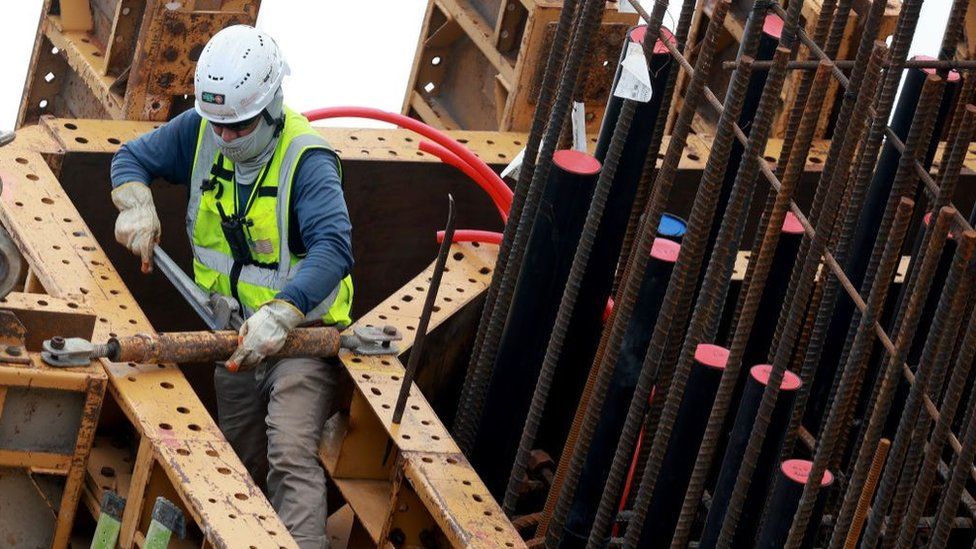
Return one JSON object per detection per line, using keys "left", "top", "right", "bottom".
{"left": 193, "top": 25, "right": 290, "bottom": 124}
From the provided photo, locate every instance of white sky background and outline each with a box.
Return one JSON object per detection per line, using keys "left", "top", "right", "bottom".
{"left": 0, "top": 1, "right": 953, "bottom": 131}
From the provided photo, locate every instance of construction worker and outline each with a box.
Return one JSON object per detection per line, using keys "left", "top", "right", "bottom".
{"left": 109, "top": 25, "right": 352, "bottom": 549}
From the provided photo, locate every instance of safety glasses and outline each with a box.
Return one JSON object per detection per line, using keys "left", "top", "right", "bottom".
{"left": 210, "top": 114, "right": 261, "bottom": 132}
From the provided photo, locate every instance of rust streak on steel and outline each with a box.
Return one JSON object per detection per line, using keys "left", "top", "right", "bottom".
{"left": 721, "top": 58, "right": 976, "bottom": 70}
{"left": 861, "top": 220, "right": 976, "bottom": 548}
{"left": 107, "top": 329, "right": 341, "bottom": 364}
{"left": 896, "top": 236, "right": 976, "bottom": 548}
{"left": 542, "top": 2, "right": 732, "bottom": 546}
{"left": 784, "top": 198, "right": 915, "bottom": 548}
{"left": 677, "top": 59, "right": 837, "bottom": 549}
{"left": 454, "top": 0, "right": 580, "bottom": 452}
{"left": 713, "top": 36, "right": 886, "bottom": 547}
{"left": 845, "top": 439, "right": 891, "bottom": 549}
{"left": 826, "top": 74, "right": 946, "bottom": 549}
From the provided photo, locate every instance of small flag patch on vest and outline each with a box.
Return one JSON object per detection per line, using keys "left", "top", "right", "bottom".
{"left": 201, "top": 91, "right": 225, "bottom": 105}
{"left": 250, "top": 239, "right": 274, "bottom": 255}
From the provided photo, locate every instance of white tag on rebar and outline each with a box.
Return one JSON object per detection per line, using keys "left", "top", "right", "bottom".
{"left": 614, "top": 42, "right": 653, "bottom": 103}
{"left": 501, "top": 146, "right": 526, "bottom": 180}
{"left": 572, "top": 101, "right": 589, "bottom": 153}
{"left": 618, "top": 0, "right": 638, "bottom": 13}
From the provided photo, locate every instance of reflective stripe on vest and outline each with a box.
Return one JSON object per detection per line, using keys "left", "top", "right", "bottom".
{"left": 187, "top": 108, "right": 353, "bottom": 326}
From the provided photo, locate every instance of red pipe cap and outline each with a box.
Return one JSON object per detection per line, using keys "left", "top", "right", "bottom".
{"left": 553, "top": 150, "right": 602, "bottom": 176}
{"left": 782, "top": 212, "right": 804, "bottom": 235}
{"left": 695, "top": 343, "right": 730, "bottom": 370}
{"left": 781, "top": 459, "right": 834, "bottom": 486}
{"left": 629, "top": 25, "right": 676, "bottom": 55}
{"left": 913, "top": 55, "right": 961, "bottom": 82}
{"left": 750, "top": 365, "right": 802, "bottom": 391}
{"left": 763, "top": 14, "right": 784, "bottom": 40}
{"left": 651, "top": 237, "right": 681, "bottom": 263}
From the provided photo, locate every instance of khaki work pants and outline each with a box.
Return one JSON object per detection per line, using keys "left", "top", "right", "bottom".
{"left": 214, "top": 357, "right": 337, "bottom": 549}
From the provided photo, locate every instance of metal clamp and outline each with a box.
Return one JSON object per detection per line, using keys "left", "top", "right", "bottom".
{"left": 41, "top": 336, "right": 97, "bottom": 367}
{"left": 340, "top": 325, "right": 402, "bottom": 356}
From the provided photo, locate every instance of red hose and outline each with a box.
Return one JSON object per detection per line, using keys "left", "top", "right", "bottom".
{"left": 303, "top": 107, "right": 512, "bottom": 214}
{"left": 419, "top": 140, "right": 508, "bottom": 221}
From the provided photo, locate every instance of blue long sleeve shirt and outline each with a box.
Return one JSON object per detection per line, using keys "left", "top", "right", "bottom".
{"left": 111, "top": 109, "right": 353, "bottom": 315}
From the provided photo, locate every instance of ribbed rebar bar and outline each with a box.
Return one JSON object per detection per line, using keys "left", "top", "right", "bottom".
{"left": 783, "top": 197, "right": 914, "bottom": 548}
{"left": 587, "top": 45, "right": 760, "bottom": 548}
{"left": 730, "top": 0, "right": 840, "bottom": 344}
{"left": 824, "top": 73, "right": 946, "bottom": 548}
{"left": 825, "top": 207, "right": 955, "bottom": 549}
{"left": 503, "top": 94, "right": 636, "bottom": 513}
{"left": 537, "top": 0, "right": 696, "bottom": 537}
{"left": 930, "top": 373, "right": 976, "bottom": 546}
{"left": 453, "top": 0, "right": 579, "bottom": 451}
{"left": 722, "top": 58, "right": 976, "bottom": 70}
{"left": 712, "top": 34, "right": 887, "bottom": 547}
{"left": 895, "top": 234, "right": 976, "bottom": 548}
{"left": 672, "top": 59, "right": 835, "bottom": 548}
{"left": 868, "top": 106, "right": 976, "bottom": 549}
{"left": 844, "top": 438, "right": 891, "bottom": 549}
{"left": 541, "top": 3, "right": 732, "bottom": 546}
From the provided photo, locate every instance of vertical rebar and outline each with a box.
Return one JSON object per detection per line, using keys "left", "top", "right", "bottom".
{"left": 454, "top": 0, "right": 580, "bottom": 451}
{"left": 541, "top": 3, "right": 732, "bottom": 545}
{"left": 783, "top": 197, "right": 915, "bottom": 548}
{"left": 502, "top": 94, "right": 636, "bottom": 512}
{"left": 824, "top": 75, "right": 947, "bottom": 549}
{"left": 895, "top": 233, "right": 976, "bottom": 548}
{"left": 930, "top": 372, "right": 976, "bottom": 547}
{"left": 825, "top": 207, "right": 955, "bottom": 549}
{"left": 671, "top": 60, "right": 835, "bottom": 548}
{"left": 712, "top": 36, "right": 886, "bottom": 547}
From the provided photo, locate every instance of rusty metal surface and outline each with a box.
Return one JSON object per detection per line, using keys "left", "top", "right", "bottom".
{"left": 110, "top": 328, "right": 342, "bottom": 365}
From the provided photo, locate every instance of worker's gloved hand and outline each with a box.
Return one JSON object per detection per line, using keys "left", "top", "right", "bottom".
{"left": 112, "top": 182, "right": 160, "bottom": 274}
{"left": 226, "top": 299, "right": 304, "bottom": 372}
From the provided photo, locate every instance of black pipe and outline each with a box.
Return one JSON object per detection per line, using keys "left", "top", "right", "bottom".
{"left": 754, "top": 459, "right": 834, "bottom": 549}
{"left": 560, "top": 238, "right": 680, "bottom": 549}
{"left": 635, "top": 344, "right": 730, "bottom": 549}
{"left": 699, "top": 365, "right": 803, "bottom": 548}
{"left": 472, "top": 149, "right": 600, "bottom": 497}
{"left": 741, "top": 212, "right": 805, "bottom": 366}
{"left": 804, "top": 58, "right": 960, "bottom": 432}
{"left": 538, "top": 24, "right": 677, "bottom": 458}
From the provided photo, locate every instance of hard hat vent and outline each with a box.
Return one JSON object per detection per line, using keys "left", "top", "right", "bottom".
{"left": 234, "top": 72, "right": 252, "bottom": 90}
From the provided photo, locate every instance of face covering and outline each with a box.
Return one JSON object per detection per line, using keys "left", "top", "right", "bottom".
{"left": 215, "top": 87, "right": 285, "bottom": 186}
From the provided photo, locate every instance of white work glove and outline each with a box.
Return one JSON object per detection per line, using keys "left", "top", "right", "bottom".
{"left": 112, "top": 182, "right": 161, "bottom": 274}
{"left": 226, "top": 299, "right": 305, "bottom": 373}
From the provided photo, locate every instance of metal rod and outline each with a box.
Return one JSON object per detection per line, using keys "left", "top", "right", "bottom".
{"left": 453, "top": 0, "right": 580, "bottom": 452}
{"left": 720, "top": 58, "right": 976, "bottom": 71}
{"left": 391, "top": 195, "right": 455, "bottom": 425}
{"left": 844, "top": 439, "right": 891, "bottom": 549}
{"left": 542, "top": 2, "right": 731, "bottom": 545}
{"left": 784, "top": 197, "right": 915, "bottom": 547}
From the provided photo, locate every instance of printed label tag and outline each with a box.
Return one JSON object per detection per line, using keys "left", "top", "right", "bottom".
{"left": 572, "top": 101, "right": 588, "bottom": 153}
{"left": 613, "top": 42, "right": 653, "bottom": 103}
{"left": 501, "top": 147, "right": 526, "bottom": 180}
{"left": 618, "top": 0, "right": 638, "bottom": 13}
